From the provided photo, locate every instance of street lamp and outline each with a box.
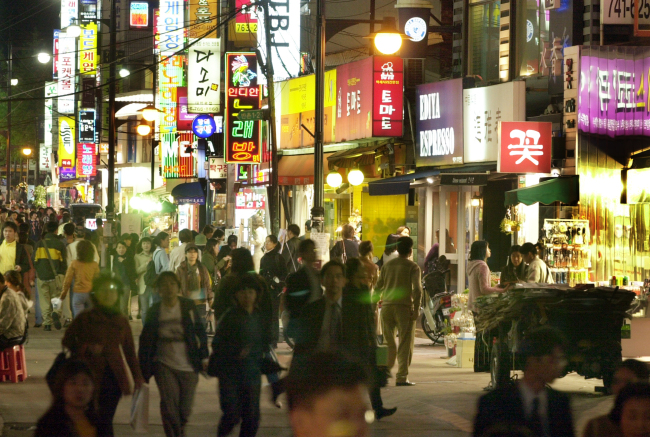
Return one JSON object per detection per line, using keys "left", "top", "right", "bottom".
{"left": 65, "top": 19, "right": 82, "bottom": 37}
{"left": 37, "top": 53, "right": 51, "bottom": 64}
{"left": 348, "top": 169, "right": 364, "bottom": 186}
{"left": 21, "top": 148, "right": 32, "bottom": 157}
{"left": 10, "top": 78, "right": 17, "bottom": 86}
{"left": 326, "top": 171, "right": 342, "bottom": 188}
{"left": 119, "top": 68, "right": 130, "bottom": 78}
{"left": 374, "top": 18, "right": 403, "bottom": 55}
{"left": 140, "top": 105, "right": 159, "bottom": 122}
{"left": 136, "top": 123, "right": 151, "bottom": 136}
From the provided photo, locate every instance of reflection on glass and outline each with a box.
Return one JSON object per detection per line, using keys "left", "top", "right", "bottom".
{"left": 469, "top": 1, "right": 500, "bottom": 83}
{"left": 446, "top": 191, "right": 458, "bottom": 254}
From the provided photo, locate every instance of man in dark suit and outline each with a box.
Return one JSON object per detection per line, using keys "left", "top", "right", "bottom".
{"left": 473, "top": 326, "right": 575, "bottom": 437}
{"left": 282, "top": 224, "right": 301, "bottom": 274}
{"left": 283, "top": 239, "right": 321, "bottom": 338}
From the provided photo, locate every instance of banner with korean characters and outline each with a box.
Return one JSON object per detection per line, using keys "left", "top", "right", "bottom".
{"left": 188, "top": 38, "right": 221, "bottom": 113}
{"left": 208, "top": 157, "right": 228, "bottom": 179}
{"left": 498, "top": 121, "right": 552, "bottom": 174}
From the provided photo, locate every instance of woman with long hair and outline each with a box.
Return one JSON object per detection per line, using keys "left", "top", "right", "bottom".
{"left": 35, "top": 360, "right": 107, "bottom": 437}
{"left": 202, "top": 238, "right": 220, "bottom": 290}
{"left": 134, "top": 237, "right": 154, "bottom": 322}
{"left": 467, "top": 241, "right": 507, "bottom": 313}
{"left": 330, "top": 223, "right": 359, "bottom": 263}
{"left": 62, "top": 274, "right": 144, "bottom": 436}
{"left": 175, "top": 243, "right": 212, "bottom": 322}
{"left": 500, "top": 245, "right": 528, "bottom": 284}
{"left": 378, "top": 233, "right": 401, "bottom": 268}
{"left": 111, "top": 240, "right": 136, "bottom": 318}
{"left": 60, "top": 240, "right": 100, "bottom": 318}
{"left": 423, "top": 243, "right": 439, "bottom": 276}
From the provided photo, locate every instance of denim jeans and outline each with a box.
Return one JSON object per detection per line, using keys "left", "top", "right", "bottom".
{"left": 72, "top": 293, "right": 93, "bottom": 318}
{"left": 139, "top": 289, "right": 151, "bottom": 323}
{"left": 34, "top": 284, "right": 43, "bottom": 325}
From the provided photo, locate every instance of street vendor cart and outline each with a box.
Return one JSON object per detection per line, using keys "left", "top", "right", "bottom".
{"left": 474, "top": 283, "right": 636, "bottom": 392}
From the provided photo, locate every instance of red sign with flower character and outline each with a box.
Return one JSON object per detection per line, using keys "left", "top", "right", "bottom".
{"left": 76, "top": 143, "right": 97, "bottom": 178}
{"left": 372, "top": 56, "right": 403, "bottom": 137}
{"left": 498, "top": 121, "right": 552, "bottom": 174}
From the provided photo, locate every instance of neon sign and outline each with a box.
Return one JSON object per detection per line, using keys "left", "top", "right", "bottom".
{"left": 225, "top": 53, "right": 261, "bottom": 164}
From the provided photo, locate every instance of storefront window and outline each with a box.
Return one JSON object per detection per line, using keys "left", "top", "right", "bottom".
{"left": 515, "top": 0, "right": 550, "bottom": 77}
{"left": 468, "top": 0, "right": 500, "bottom": 84}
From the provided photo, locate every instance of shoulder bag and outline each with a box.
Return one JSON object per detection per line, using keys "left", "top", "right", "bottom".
{"left": 42, "top": 239, "right": 64, "bottom": 291}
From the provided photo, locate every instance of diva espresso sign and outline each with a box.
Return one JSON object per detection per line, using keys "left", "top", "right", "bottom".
{"left": 415, "top": 79, "right": 464, "bottom": 166}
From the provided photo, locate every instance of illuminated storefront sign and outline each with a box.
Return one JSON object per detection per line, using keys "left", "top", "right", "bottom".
{"left": 188, "top": 38, "right": 221, "bottom": 113}
{"left": 53, "top": 30, "right": 60, "bottom": 79}
{"left": 76, "top": 143, "right": 97, "bottom": 177}
{"left": 372, "top": 56, "right": 403, "bottom": 137}
{"left": 61, "top": 0, "right": 78, "bottom": 28}
{"left": 235, "top": 0, "right": 257, "bottom": 33}
{"left": 42, "top": 82, "right": 57, "bottom": 172}
{"left": 157, "top": 55, "right": 184, "bottom": 134}
{"left": 225, "top": 53, "right": 261, "bottom": 164}
{"left": 463, "top": 81, "right": 526, "bottom": 163}
{"left": 236, "top": 188, "right": 266, "bottom": 209}
{"left": 578, "top": 47, "right": 650, "bottom": 137}
{"left": 160, "top": 132, "right": 196, "bottom": 178}
{"left": 57, "top": 34, "right": 76, "bottom": 114}
{"left": 58, "top": 117, "right": 76, "bottom": 181}
{"left": 78, "top": 110, "right": 96, "bottom": 143}
{"left": 192, "top": 114, "right": 217, "bottom": 138}
{"left": 79, "top": 23, "right": 97, "bottom": 75}
{"left": 208, "top": 157, "right": 228, "bottom": 179}
{"left": 257, "top": 0, "right": 300, "bottom": 83}
{"left": 498, "top": 121, "right": 552, "bottom": 174}
{"left": 188, "top": 0, "right": 217, "bottom": 38}
{"left": 415, "top": 79, "right": 464, "bottom": 166}
{"left": 80, "top": 0, "right": 97, "bottom": 23}
{"left": 159, "top": 0, "right": 184, "bottom": 55}
{"left": 130, "top": 1, "right": 149, "bottom": 28}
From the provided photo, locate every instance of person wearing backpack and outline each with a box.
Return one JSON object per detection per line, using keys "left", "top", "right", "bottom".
{"left": 259, "top": 235, "right": 287, "bottom": 348}
{"left": 33, "top": 221, "right": 67, "bottom": 331}
{"left": 134, "top": 237, "right": 153, "bottom": 322}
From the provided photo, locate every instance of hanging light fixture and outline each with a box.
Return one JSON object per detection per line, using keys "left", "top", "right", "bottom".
{"left": 66, "top": 19, "right": 81, "bottom": 37}
{"left": 136, "top": 123, "right": 151, "bottom": 136}
{"left": 374, "top": 17, "right": 403, "bottom": 55}
{"left": 119, "top": 68, "right": 131, "bottom": 78}
{"left": 140, "top": 105, "right": 159, "bottom": 122}
{"left": 348, "top": 169, "right": 364, "bottom": 186}
{"left": 37, "top": 52, "right": 51, "bottom": 64}
{"left": 326, "top": 171, "right": 342, "bottom": 188}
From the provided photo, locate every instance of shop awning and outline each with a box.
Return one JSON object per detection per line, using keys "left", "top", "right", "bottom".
{"left": 171, "top": 182, "right": 205, "bottom": 205}
{"left": 504, "top": 176, "right": 579, "bottom": 206}
{"left": 140, "top": 184, "right": 168, "bottom": 200}
{"left": 278, "top": 153, "right": 333, "bottom": 186}
{"left": 327, "top": 139, "right": 392, "bottom": 170}
{"left": 367, "top": 169, "right": 441, "bottom": 196}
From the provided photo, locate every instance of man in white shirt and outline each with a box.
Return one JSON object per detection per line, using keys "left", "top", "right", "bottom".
{"left": 168, "top": 229, "right": 201, "bottom": 273}
{"left": 520, "top": 242, "right": 554, "bottom": 284}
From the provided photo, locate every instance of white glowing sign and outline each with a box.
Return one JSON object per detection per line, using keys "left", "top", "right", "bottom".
{"left": 256, "top": 0, "right": 300, "bottom": 84}
{"left": 57, "top": 34, "right": 76, "bottom": 114}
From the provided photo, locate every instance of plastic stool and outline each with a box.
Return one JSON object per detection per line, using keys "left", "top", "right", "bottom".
{"left": 0, "top": 345, "right": 27, "bottom": 383}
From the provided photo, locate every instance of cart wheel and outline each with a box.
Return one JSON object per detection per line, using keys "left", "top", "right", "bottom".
{"left": 490, "top": 342, "right": 510, "bottom": 388}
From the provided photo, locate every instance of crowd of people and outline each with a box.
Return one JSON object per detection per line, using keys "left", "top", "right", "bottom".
{"left": 1, "top": 208, "right": 650, "bottom": 436}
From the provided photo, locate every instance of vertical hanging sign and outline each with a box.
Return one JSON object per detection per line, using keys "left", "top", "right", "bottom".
{"left": 188, "top": 0, "right": 217, "bottom": 38}
{"left": 57, "top": 34, "right": 76, "bottom": 114}
{"left": 58, "top": 117, "right": 76, "bottom": 181}
{"left": 257, "top": 0, "right": 301, "bottom": 83}
{"left": 76, "top": 143, "right": 97, "bottom": 177}
{"left": 161, "top": 132, "right": 196, "bottom": 178}
{"left": 188, "top": 38, "right": 221, "bottom": 113}
{"left": 157, "top": 55, "right": 183, "bottom": 134}
{"left": 61, "top": 0, "right": 79, "bottom": 28}
{"left": 159, "top": 0, "right": 184, "bottom": 55}
{"left": 79, "top": 22, "right": 97, "bottom": 75}
{"left": 53, "top": 30, "right": 60, "bottom": 80}
{"left": 225, "top": 53, "right": 261, "bottom": 164}
{"left": 42, "top": 82, "right": 57, "bottom": 172}
{"left": 78, "top": 110, "right": 96, "bottom": 142}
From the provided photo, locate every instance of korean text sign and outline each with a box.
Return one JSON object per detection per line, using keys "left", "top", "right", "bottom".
{"left": 161, "top": 132, "right": 196, "bottom": 178}
{"left": 578, "top": 46, "right": 650, "bottom": 137}
{"left": 188, "top": 38, "right": 221, "bottom": 113}
{"left": 42, "top": 82, "right": 57, "bottom": 171}
{"left": 157, "top": 55, "right": 184, "bottom": 134}
{"left": 415, "top": 79, "right": 464, "bottom": 166}
{"left": 372, "top": 56, "right": 403, "bottom": 137}
{"left": 209, "top": 157, "right": 228, "bottom": 179}
{"left": 225, "top": 53, "right": 261, "bottom": 164}
{"left": 159, "top": 0, "right": 184, "bottom": 55}
{"left": 58, "top": 117, "right": 76, "bottom": 181}
{"left": 188, "top": 0, "right": 217, "bottom": 38}
{"left": 58, "top": 34, "right": 76, "bottom": 114}
{"left": 236, "top": 188, "right": 266, "bottom": 209}
{"left": 78, "top": 110, "right": 96, "bottom": 143}
{"left": 80, "top": 23, "right": 97, "bottom": 75}
{"left": 257, "top": 0, "right": 300, "bottom": 84}
{"left": 61, "top": 0, "right": 78, "bottom": 28}
{"left": 76, "top": 143, "right": 97, "bottom": 177}
{"left": 498, "top": 121, "right": 552, "bottom": 174}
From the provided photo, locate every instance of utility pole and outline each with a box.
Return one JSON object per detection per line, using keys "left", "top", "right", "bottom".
{"left": 263, "top": 0, "right": 280, "bottom": 235}
{"left": 107, "top": 0, "right": 117, "bottom": 220}
{"left": 6, "top": 42, "right": 12, "bottom": 204}
{"left": 311, "top": 0, "right": 326, "bottom": 232}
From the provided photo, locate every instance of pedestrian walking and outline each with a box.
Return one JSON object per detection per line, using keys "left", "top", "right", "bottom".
{"left": 153, "top": 232, "right": 172, "bottom": 273}
{"left": 62, "top": 274, "right": 144, "bottom": 436}
{"left": 609, "top": 383, "right": 650, "bottom": 437}
{"left": 28, "top": 211, "right": 42, "bottom": 243}
{"left": 60, "top": 240, "right": 100, "bottom": 318}
{"left": 17, "top": 228, "right": 36, "bottom": 302}
{"left": 377, "top": 233, "right": 400, "bottom": 269}
{"left": 282, "top": 224, "right": 301, "bottom": 274}
{"left": 202, "top": 238, "right": 220, "bottom": 288}
{"left": 330, "top": 224, "right": 359, "bottom": 263}
{"left": 135, "top": 237, "right": 154, "bottom": 322}
{"left": 287, "top": 352, "right": 371, "bottom": 437}
{"left": 259, "top": 234, "right": 288, "bottom": 347}
{"left": 467, "top": 241, "right": 508, "bottom": 313}
{"left": 374, "top": 236, "right": 422, "bottom": 386}
{"left": 111, "top": 240, "right": 137, "bottom": 317}
{"left": 520, "top": 242, "right": 555, "bottom": 284}
{"left": 473, "top": 326, "right": 574, "bottom": 437}
{"left": 176, "top": 243, "right": 211, "bottom": 322}
{"left": 583, "top": 359, "right": 650, "bottom": 437}
{"left": 211, "top": 273, "right": 270, "bottom": 437}
{"left": 33, "top": 221, "right": 67, "bottom": 331}
{"left": 139, "top": 272, "right": 209, "bottom": 437}
{"left": 500, "top": 245, "right": 528, "bottom": 284}
{"left": 216, "top": 235, "right": 237, "bottom": 277}
{"left": 170, "top": 229, "right": 201, "bottom": 272}
{"left": 35, "top": 360, "right": 108, "bottom": 437}
{"left": 358, "top": 241, "right": 379, "bottom": 294}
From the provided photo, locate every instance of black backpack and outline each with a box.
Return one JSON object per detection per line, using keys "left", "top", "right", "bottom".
{"left": 144, "top": 258, "right": 158, "bottom": 287}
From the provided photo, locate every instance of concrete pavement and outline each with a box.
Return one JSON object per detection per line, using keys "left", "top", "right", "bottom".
{"left": 1, "top": 316, "right": 615, "bottom": 437}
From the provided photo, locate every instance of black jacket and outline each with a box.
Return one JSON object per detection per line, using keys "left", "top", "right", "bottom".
{"left": 473, "top": 383, "right": 575, "bottom": 437}
{"left": 330, "top": 239, "right": 360, "bottom": 263}
{"left": 500, "top": 262, "right": 529, "bottom": 284}
{"left": 281, "top": 237, "right": 301, "bottom": 274}
{"left": 284, "top": 267, "right": 321, "bottom": 320}
{"left": 112, "top": 252, "right": 136, "bottom": 291}
{"left": 139, "top": 297, "right": 209, "bottom": 381}
{"left": 260, "top": 245, "right": 288, "bottom": 293}
{"left": 0, "top": 239, "right": 32, "bottom": 276}
{"left": 35, "top": 406, "right": 108, "bottom": 437}
{"left": 292, "top": 293, "right": 376, "bottom": 369}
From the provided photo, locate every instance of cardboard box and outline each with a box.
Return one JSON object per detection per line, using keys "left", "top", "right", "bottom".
{"left": 455, "top": 339, "right": 475, "bottom": 368}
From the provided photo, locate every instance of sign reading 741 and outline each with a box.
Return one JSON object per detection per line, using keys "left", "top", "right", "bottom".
{"left": 602, "top": 0, "right": 650, "bottom": 25}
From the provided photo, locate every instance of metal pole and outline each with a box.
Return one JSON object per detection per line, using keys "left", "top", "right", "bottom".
{"left": 6, "top": 42, "right": 11, "bottom": 204}
{"left": 151, "top": 53, "right": 156, "bottom": 191}
{"left": 107, "top": 0, "right": 117, "bottom": 219}
{"left": 35, "top": 116, "right": 39, "bottom": 186}
{"left": 263, "top": 0, "right": 280, "bottom": 235}
{"left": 311, "top": 0, "right": 326, "bottom": 231}
{"left": 369, "top": 0, "right": 375, "bottom": 56}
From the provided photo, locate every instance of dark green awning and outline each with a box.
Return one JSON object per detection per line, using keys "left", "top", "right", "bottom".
{"left": 504, "top": 176, "right": 579, "bottom": 206}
